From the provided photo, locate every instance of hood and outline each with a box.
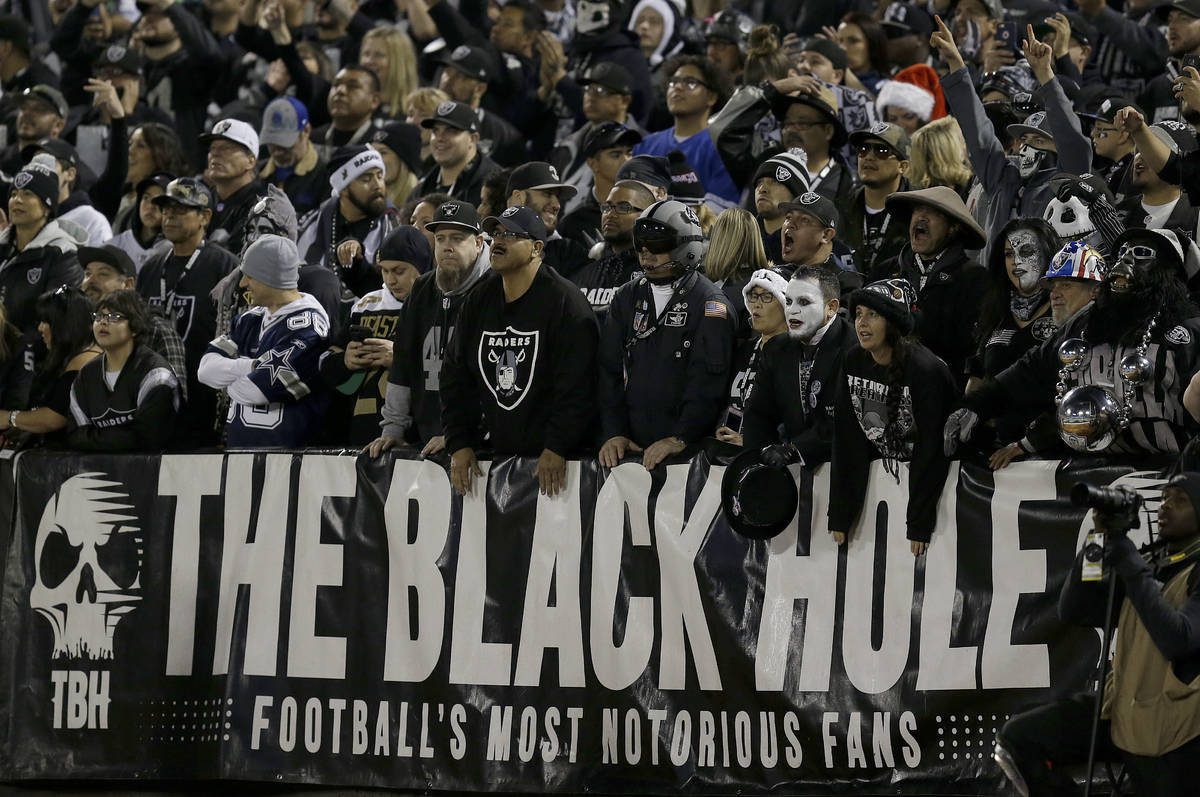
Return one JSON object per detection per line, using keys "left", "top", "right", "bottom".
{"left": 0, "top": 219, "right": 87, "bottom": 253}
{"left": 628, "top": 0, "right": 685, "bottom": 66}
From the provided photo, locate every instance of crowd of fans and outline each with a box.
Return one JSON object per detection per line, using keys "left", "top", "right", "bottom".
{"left": 5, "top": 0, "right": 1200, "bottom": 547}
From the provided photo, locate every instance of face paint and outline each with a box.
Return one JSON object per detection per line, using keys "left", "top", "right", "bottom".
{"left": 784, "top": 277, "right": 827, "bottom": 341}
{"left": 1017, "top": 145, "right": 1044, "bottom": 179}
{"left": 1007, "top": 228, "right": 1044, "bottom": 294}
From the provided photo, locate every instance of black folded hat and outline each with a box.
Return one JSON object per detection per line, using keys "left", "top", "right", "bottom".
{"left": 424, "top": 199, "right": 483, "bottom": 233}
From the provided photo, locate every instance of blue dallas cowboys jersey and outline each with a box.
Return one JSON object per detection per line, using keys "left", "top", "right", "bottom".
{"left": 207, "top": 294, "right": 331, "bottom": 447}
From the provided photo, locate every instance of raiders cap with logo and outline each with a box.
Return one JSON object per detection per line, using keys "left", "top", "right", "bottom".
{"left": 420, "top": 100, "right": 479, "bottom": 134}
{"left": 848, "top": 121, "right": 911, "bottom": 160}
{"left": 506, "top": 161, "right": 578, "bottom": 201}
{"left": 440, "top": 44, "right": 491, "bottom": 83}
{"left": 370, "top": 121, "right": 424, "bottom": 175}
{"left": 151, "top": 177, "right": 214, "bottom": 210}
{"left": 752, "top": 149, "right": 810, "bottom": 199}
{"left": 582, "top": 121, "right": 642, "bottom": 157}
{"left": 425, "top": 199, "right": 483, "bottom": 233}
{"left": 778, "top": 191, "right": 840, "bottom": 230}
{"left": 20, "top": 85, "right": 67, "bottom": 119}
{"left": 1150, "top": 120, "right": 1200, "bottom": 155}
{"left": 200, "top": 118, "right": 261, "bottom": 156}
{"left": 93, "top": 43, "right": 145, "bottom": 76}
{"left": 483, "top": 205, "right": 548, "bottom": 243}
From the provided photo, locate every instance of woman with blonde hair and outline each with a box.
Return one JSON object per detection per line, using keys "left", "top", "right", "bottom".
{"left": 908, "top": 117, "right": 974, "bottom": 199}
{"left": 405, "top": 86, "right": 452, "bottom": 169}
{"left": 705, "top": 208, "right": 770, "bottom": 331}
{"left": 361, "top": 27, "right": 419, "bottom": 119}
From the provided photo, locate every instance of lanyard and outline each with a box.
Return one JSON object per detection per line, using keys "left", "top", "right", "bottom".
{"left": 808, "top": 159, "right": 834, "bottom": 188}
{"left": 159, "top": 241, "right": 204, "bottom": 313}
{"left": 861, "top": 211, "right": 891, "bottom": 271}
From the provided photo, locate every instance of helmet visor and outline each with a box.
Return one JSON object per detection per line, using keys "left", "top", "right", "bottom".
{"left": 633, "top": 218, "right": 679, "bottom": 254}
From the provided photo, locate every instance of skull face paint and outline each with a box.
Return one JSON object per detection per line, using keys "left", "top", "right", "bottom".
{"left": 1006, "top": 228, "right": 1044, "bottom": 294}
{"left": 785, "top": 276, "right": 828, "bottom": 341}
{"left": 29, "top": 474, "right": 142, "bottom": 660}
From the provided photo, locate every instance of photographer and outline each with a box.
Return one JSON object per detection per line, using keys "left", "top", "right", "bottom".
{"left": 995, "top": 475, "right": 1200, "bottom": 796}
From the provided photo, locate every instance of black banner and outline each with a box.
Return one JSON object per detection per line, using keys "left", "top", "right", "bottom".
{"left": 0, "top": 451, "right": 1168, "bottom": 792}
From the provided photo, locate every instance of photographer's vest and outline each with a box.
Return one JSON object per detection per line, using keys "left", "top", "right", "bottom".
{"left": 1102, "top": 563, "right": 1200, "bottom": 756}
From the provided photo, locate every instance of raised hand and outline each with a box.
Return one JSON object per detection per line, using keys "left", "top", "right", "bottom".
{"left": 930, "top": 15, "right": 965, "bottom": 73}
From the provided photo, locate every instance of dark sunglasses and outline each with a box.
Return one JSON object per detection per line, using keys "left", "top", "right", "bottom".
{"left": 633, "top": 219, "right": 679, "bottom": 254}
{"left": 854, "top": 142, "right": 897, "bottom": 160}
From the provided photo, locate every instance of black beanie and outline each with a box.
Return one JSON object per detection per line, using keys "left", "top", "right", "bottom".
{"left": 848, "top": 278, "right": 917, "bottom": 335}
{"left": 12, "top": 162, "right": 59, "bottom": 216}
{"left": 377, "top": 226, "right": 434, "bottom": 274}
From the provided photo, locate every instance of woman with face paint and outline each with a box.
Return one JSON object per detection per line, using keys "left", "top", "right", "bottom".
{"left": 828, "top": 278, "right": 957, "bottom": 557}
{"left": 716, "top": 268, "right": 788, "bottom": 446}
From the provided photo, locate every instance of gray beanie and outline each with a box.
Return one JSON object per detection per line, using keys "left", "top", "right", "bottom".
{"left": 242, "top": 234, "right": 299, "bottom": 290}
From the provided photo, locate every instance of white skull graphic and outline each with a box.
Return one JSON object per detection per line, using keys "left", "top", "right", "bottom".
{"left": 1044, "top": 194, "right": 1099, "bottom": 245}
{"left": 30, "top": 473, "right": 143, "bottom": 660}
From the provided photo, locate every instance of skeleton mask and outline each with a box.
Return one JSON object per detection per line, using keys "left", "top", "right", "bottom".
{"left": 785, "top": 277, "right": 827, "bottom": 341}
{"left": 576, "top": 0, "right": 611, "bottom": 34}
{"left": 1017, "top": 145, "right": 1049, "bottom": 179}
{"left": 1044, "top": 194, "right": 1098, "bottom": 244}
{"left": 29, "top": 474, "right": 142, "bottom": 660}
{"left": 1007, "top": 229, "right": 1044, "bottom": 294}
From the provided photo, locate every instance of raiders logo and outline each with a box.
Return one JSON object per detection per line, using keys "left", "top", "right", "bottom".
{"left": 547, "top": 165, "right": 560, "bottom": 180}
{"left": 1166, "top": 325, "right": 1192, "bottom": 345}
{"left": 809, "top": 379, "right": 821, "bottom": 409}
{"left": 214, "top": 120, "right": 231, "bottom": 135}
{"left": 681, "top": 206, "right": 700, "bottom": 226}
{"left": 478, "top": 327, "right": 540, "bottom": 411}
{"left": 775, "top": 166, "right": 792, "bottom": 182}
{"left": 501, "top": 206, "right": 520, "bottom": 218}
{"left": 106, "top": 45, "right": 126, "bottom": 62}
{"left": 1032, "top": 316, "right": 1057, "bottom": 342}
{"left": 452, "top": 45, "right": 471, "bottom": 60}
{"left": 870, "top": 122, "right": 889, "bottom": 134}
{"left": 1160, "top": 120, "right": 1190, "bottom": 131}
{"left": 26, "top": 267, "right": 41, "bottom": 285}
{"left": 372, "top": 130, "right": 386, "bottom": 142}
{"left": 799, "top": 192, "right": 820, "bottom": 204}
{"left": 442, "top": 202, "right": 460, "bottom": 216}
{"left": 436, "top": 101, "right": 456, "bottom": 116}
{"left": 13, "top": 172, "right": 32, "bottom": 189}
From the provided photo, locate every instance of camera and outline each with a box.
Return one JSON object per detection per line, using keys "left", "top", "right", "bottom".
{"left": 1072, "top": 483, "right": 1143, "bottom": 581}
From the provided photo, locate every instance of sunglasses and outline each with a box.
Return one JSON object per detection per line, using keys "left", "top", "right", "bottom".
{"left": 854, "top": 142, "right": 897, "bottom": 160}
{"left": 1118, "top": 244, "right": 1156, "bottom": 260}
{"left": 92, "top": 312, "right": 127, "bottom": 324}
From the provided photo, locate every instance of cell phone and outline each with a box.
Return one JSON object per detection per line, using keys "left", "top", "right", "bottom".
{"left": 994, "top": 21, "right": 1021, "bottom": 53}
{"left": 348, "top": 325, "right": 374, "bottom": 342}
{"left": 1183, "top": 53, "right": 1200, "bottom": 74}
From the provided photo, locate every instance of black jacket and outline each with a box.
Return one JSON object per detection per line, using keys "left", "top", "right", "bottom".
{"left": 209, "top": 178, "right": 271, "bottom": 255}
{"left": 413, "top": 150, "right": 498, "bottom": 208}
{"left": 741, "top": 316, "right": 856, "bottom": 462}
{"left": 262, "top": 145, "right": 330, "bottom": 218}
{"left": 65, "top": 344, "right": 180, "bottom": 452}
{"left": 569, "top": 248, "right": 639, "bottom": 319}
{"left": 600, "top": 270, "right": 737, "bottom": 447}
{"left": 560, "top": 29, "right": 653, "bottom": 126}
{"left": 441, "top": 264, "right": 600, "bottom": 456}
{"left": 871, "top": 242, "right": 988, "bottom": 385}
{"left": 842, "top": 179, "right": 912, "bottom": 276}
{"left": 829, "top": 344, "right": 956, "bottom": 543}
{"left": 0, "top": 221, "right": 85, "bottom": 335}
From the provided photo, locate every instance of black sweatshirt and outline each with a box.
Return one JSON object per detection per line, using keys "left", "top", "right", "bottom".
{"left": 65, "top": 344, "right": 181, "bottom": 452}
{"left": 828, "top": 344, "right": 956, "bottom": 543}
{"left": 440, "top": 265, "right": 599, "bottom": 457}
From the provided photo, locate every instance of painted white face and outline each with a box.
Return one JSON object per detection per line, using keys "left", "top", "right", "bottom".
{"left": 784, "top": 277, "right": 827, "bottom": 341}
{"left": 1007, "top": 228, "right": 1043, "bottom": 294}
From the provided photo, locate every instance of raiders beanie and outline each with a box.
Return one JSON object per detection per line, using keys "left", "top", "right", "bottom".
{"left": 12, "top": 161, "right": 59, "bottom": 215}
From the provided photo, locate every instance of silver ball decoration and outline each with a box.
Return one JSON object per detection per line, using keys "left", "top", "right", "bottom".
{"left": 1058, "top": 338, "right": 1092, "bottom": 372}
{"left": 1119, "top": 353, "right": 1154, "bottom": 386}
{"left": 1056, "top": 385, "right": 1121, "bottom": 453}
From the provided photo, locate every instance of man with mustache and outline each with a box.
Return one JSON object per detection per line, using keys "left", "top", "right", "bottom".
{"left": 948, "top": 228, "right": 1200, "bottom": 459}
{"left": 296, "top": 144, "right": 401, "bottom": 298}
{"left": 740, "top": 265, "right": 857, "bottom": 466}
{"left": 870, "top": 185, "right": 988, "bottom": 386}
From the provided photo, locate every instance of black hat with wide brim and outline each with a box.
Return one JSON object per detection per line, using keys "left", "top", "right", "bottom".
{"left": 720, "top": 449, "right": 799, "bottom": 540}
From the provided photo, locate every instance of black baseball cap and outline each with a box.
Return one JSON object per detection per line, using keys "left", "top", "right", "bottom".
{"left": 1082, "top": 96, "right": 1140, "bottom": 125}
{"left": 484, "top": 205, "right": 548, "bottom": 243}
{"left": 24, "top": 137, "right": 79, "bottom": 168}
{"left": 579, "top": 61, "right": 633, "bottom": 95}
{"left": 151, "top": 177, "right": 214, "bottom": 210}
{"left": 78, "top": 244, "right": 137, "bottom": 278}
{"left": 615, "top": 154, "right": 672, "bottom": 191}
{"left": 507, "top": 161, "right": 578, "bottom": 201}
{"left": 440, "top": 44, "right": 491, "bottom": 83}
{"left": 582, "top": 121, "right": 642, "bottom": 157}
{"left": 0, "top": 14, "right": 30, "bottom": 54}
{"left": 881, "top": 2, "right": 934, "bottom": 37}
{"left": 136, "top": 172, "right": 174, "bottom": 196}
{"left": 779, "top": 191, "right": 840, "bottom": 230}
{"left": 93, "top": 43, "right": 145, "bottom": 76}
{"left": 424, "top": 199, "right": 483, "bottom": 233}
{"left": 1032, "top": 12, "right": 1095, "bottom": 48}
{"left": 800, "top": 37, "right": 848, "bottom": 71}
{"left": 21, "top": 85, "right": 67, "bottom": 119}
{"left": 1158, "top": 0, "right": 1200, "bottom": 19}
{"left": 420, "top": 100, "right": 479, "bottom": 134}
{"left": 370, "top": 122, "right": 423, "bottom": 175}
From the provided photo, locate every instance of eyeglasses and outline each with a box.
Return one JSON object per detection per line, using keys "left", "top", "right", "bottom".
{"left": 600, "top": 201, "right": 645, "bottom": 215}
{"left": 746, "top": 290, "right": 777, "bottom": 305}
{"left": 783, "top": 120, "right": 828, "bottom": 132}
{"left": 92, "top": 312, "right": 127, "bottom": 324}
{"left": 584, "top": 84, "right": 620, "bottom": 96}
{"left": 854, "top": 143, "right": 897, "bottom": 160}
{"left": 667, "top": 76, "right": 710, "bottom": 91}
{"left": 491, "top": 229, "right": 532, "bottom": 241}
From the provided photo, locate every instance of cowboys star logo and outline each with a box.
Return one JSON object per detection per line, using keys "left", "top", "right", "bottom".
{"left": 478, "top": 327, "right": 539, "bottom": 411}
{"left": 256, "top": 345, "right": 299, "bottom": 386}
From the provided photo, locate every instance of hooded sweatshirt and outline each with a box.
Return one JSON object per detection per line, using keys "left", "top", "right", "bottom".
{"left": 627, "top": 0, "right": 685, "bottom": 68}
{"left": 380, "top": 240, "right": 493, "bottom": 443}
{"left": 0, "top": 219, "right": 86, "bottom": 334}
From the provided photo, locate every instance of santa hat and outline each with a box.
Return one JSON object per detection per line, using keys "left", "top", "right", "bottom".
{"left": 875, "top": 64, "right": 947, "bottom": 122}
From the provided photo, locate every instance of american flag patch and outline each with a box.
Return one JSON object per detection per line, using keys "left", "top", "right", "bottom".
{"left": 704, "top": 300, "right": 727, "bottom": 318}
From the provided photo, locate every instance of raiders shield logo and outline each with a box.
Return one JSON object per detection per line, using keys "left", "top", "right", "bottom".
{"left": 436, "top": 101, "right": 456, "bottom": 116}
{"left": 478, "top": 327, "right": 540, "bottom": 411}
{"left": 1166, "top": 325, "right": 1192, "bottom": 345}
{"left": 452, "top": 45, "right": 471, "bottom": 60}
{"left": 13, "top": 171, "right": 32, "bottom": 189}
{"left": 1032, "top": 316, "right": 1057, "bottom": 342}
{"left": 26, "top": 267, "right": 41, "bottom": 285}
{"left": 775, "top": 166, "right": 791, "bottom": 182}
{"left": 870, "top": 122, "right": 889, "bottom": 134}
